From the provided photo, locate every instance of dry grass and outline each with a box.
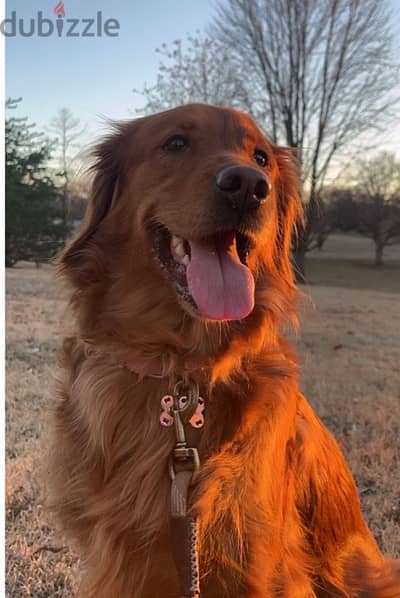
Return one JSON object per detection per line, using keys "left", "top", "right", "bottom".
{"left": 6, "top": 265, "right": 78, "bottom": 597}
{"left": 295, "top": 285, "right": 400, "bottom": 555}
{"left": 6, "top": 238, "right": 400, "bottom": 596}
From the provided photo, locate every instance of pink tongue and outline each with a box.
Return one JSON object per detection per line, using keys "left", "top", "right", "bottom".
{"left": 186, "top": 232, "right": 255, "bottom": 321}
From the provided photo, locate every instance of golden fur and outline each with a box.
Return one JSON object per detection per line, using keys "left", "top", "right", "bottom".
{"left": 51, "top": 104, "right": 400, "bottom": 597}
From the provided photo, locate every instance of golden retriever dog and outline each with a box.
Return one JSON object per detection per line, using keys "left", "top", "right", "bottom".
{"left": 51, "top": 104, "right": 400, "bottom": 597}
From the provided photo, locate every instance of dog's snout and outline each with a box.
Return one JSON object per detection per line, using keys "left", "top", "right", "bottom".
{"left": 215, "top": 166, "right": 270, "bottom": 211}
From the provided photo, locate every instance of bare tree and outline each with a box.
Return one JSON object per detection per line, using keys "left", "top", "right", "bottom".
{"left": 212, "top": 0, "right": 399, "bottom": 278}
{"left": 134, "top": 34, "right": 251, "bottom": 114}
{"left": 353, "top": 152, "right": 400, "bottom": 266}
{"left": 324, "top": 187, "right": 359, "bottom": 233}
{"left": 49, "top": 108, "right": 85, "bottom": 237}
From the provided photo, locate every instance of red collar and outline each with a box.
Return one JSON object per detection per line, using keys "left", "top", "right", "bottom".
{"left": 120, "top": 355, "right": 168, "bottom": 379}
{"left": 85, "top": 343, "right": 205, "bottom": 379}
{"left": 121, "top": 355, "right": 206, "bottom": 378}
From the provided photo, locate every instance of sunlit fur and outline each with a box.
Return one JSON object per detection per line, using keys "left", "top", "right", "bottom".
{"left": 50, "top": 105, "right": 399, "bottom": 597}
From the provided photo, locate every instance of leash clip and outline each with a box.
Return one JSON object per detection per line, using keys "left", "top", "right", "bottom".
{"left": 170, "top": 447, "right": 200, "bottom": 479}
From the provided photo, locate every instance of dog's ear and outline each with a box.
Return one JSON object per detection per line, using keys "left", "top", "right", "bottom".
{"left": 59, "top": 125, "right": 126, "bottom": 279}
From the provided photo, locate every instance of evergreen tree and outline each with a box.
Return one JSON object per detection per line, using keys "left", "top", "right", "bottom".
{"left": 5, "top": 99, "right": 67, "bottom": 267}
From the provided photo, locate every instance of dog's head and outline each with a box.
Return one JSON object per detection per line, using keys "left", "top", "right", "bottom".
{"left": 61, "top": 104, "right": 302, "bottom": 362}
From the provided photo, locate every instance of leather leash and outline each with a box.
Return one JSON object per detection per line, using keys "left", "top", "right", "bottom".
{"left": 160, "top": 381, "right": 204, "bottom": 598}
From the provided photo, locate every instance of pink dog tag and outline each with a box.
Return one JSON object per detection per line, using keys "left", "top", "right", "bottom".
{"left": 160, "top": 395, "right": 174, "bottom": 427}
{"left": 188, "top": 396, "right": 205, "bottom": 429}
{"left": 159, "top": 394, "right": 205, "bottom": 429}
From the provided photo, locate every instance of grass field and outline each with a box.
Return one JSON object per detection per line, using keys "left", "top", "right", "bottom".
{"left": 6, "top": 235, "right": 400, "bottom": 596}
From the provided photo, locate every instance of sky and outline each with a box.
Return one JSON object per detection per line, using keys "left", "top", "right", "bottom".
{"left": 6, "top": 0, "right": 214, "bottom": 136}
{"left": 4, "top": 0, "right": 400, "bottom": 153}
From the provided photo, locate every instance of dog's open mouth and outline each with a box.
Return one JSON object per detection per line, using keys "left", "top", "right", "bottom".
{"left": 153, "top": 226, "right": 255, "bottom": 321}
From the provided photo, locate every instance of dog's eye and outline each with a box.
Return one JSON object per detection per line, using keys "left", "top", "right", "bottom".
{"left": 162, "top": 135, "right": 189, "bottom": 152}
{"left": 254, "top": 149, "right": 268, "bottom": 168}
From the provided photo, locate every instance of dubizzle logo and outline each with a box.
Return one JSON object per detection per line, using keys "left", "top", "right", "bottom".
{"left": 54, "top": 2, "right": 66, "bottom": 17}
{"left": 0, "top": 3, "right": 120, "bottom": 38}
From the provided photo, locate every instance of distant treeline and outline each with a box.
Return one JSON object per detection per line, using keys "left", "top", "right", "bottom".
{"left": 5, "top": 100, "right": 400, "bottom": 271}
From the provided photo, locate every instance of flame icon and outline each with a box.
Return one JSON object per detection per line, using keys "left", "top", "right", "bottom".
{"left": 54, "top": 2, "right": 65, "bottom": 17}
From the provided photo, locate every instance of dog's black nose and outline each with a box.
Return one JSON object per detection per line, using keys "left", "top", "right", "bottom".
{"left": 215, "top": 165, "right": 270, "bottom": 211}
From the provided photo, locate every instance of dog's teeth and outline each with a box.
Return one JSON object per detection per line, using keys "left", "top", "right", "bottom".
{"left": 170, "top": 235, "right": 190, "bottom": 266}
{"left": 175, "top": 243, "right": 185, "bottom": 257}
{"left": 171, "top": 235, "right": 182, "bottom": 249}
{"left": 170, "top": 235, "right": 186, "bottom": 258}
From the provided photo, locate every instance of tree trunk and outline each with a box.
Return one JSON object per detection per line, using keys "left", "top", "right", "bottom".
{"left": 375, "top": 242, "right": 384, "bottom": 266}
{"left": 292, "top": 247, "right": 307, "bottom": 283}
{"left": 62, "top": 183, "right": 69, "bottom": 243}
{"left": 291, "top": 187, "right": 321, "bottom": 283}
{"left": 5, "top": 256, "right": 16, "bottom": 268}
{"left": 316, "top": 230, "right": 328, "bottom": 251}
